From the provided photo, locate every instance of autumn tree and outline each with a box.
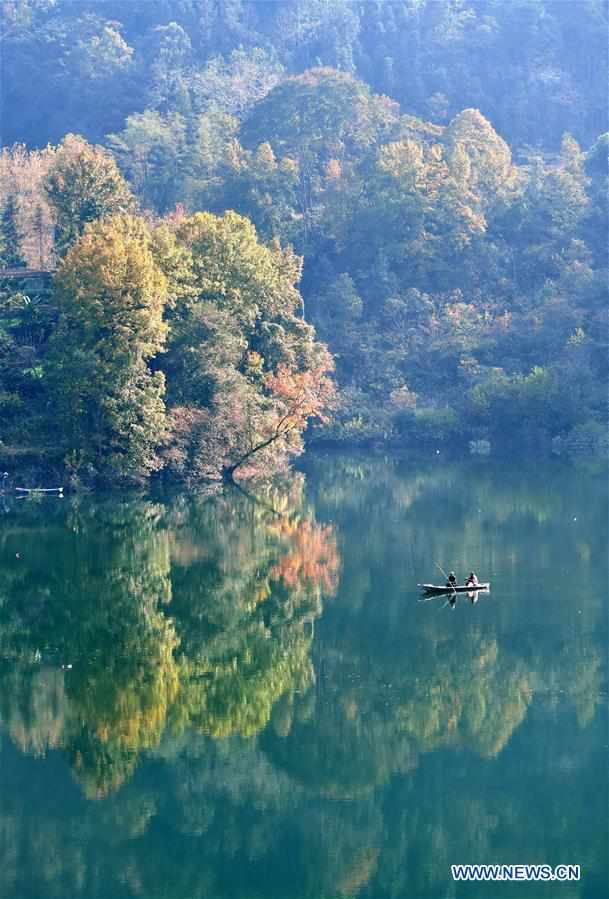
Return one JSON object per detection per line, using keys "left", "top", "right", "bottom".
{"left": 239, "top": 68, "right": 400, "bottom": 243}
{"left": 0, "top": 495, "right": 178, "bottom": 798}
{"left": 443, "top": 108, "right": 519, "bottom": 212}
{"left": 223, "top": 363, "right": 335, "bottom": 481}
{"left": 50, "top": 215, "right": 168, "bottom": 483}
{"left": 167, "top": 479, "right": 339, "bottom": 740}
{"left": 159, "top": 210, "right": 334, "bottom": 483}
{"left": 240, "top": 67, "right": 399, "bottom": 163}
{"left": 45, "top": 134, "right": 136, "bottom": 256}
{"left": 0, "top": 143, "right": 57, "bottom": 269}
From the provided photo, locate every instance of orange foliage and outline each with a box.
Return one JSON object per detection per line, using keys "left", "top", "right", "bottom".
{"left": 325, "top": 158, "right": 342, "bottom": 180}
{"left": 265, "top": 362, "right": 336, "bottom": 436}
{"left": 271, "top": 519, "right": 339, "bottom": 596}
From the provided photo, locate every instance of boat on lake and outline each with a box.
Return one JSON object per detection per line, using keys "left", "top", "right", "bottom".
{"left": 418, "top": 582, "right": 490, "bottom": 595}
{"left": 15, "top": 487, "right": 64, "bottom": 494}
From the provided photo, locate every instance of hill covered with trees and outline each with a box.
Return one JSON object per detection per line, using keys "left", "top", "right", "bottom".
{"left": 1, "top": 0, "right": 607, "bottom": 484}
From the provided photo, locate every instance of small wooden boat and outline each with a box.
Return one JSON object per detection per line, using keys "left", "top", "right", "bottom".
{"left": 15, "top": 487, "right": 63, "bottom": 494}
{"left": 418, "top": 582, "right": 490, "bottom": 595}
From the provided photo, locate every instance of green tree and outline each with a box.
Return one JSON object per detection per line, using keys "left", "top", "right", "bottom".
{"left": 0, "top": 496, "right": 178, "bottom": 798}
{"left": 45, "top": 134, "right": 136, "bottom": 256}
{"left": 240, "top": 68, "right": 400, "bottom": 244}
{"left": 160, "top": 210, "right": 334, "bottom": 483}
{"left": 584, "top": 131, "right": 608, "bottom": 265}
{"left": 189, "top": 46, "right": 284, "bottom": 118}
{"left": 240, "top": 67, "right": 399, "bottom": 161}
{"left": 144, "top": 21, "right": 193, "bottom": 114}
{"left": 0, "top": 195, "right": 27, "bottom": 269}
{"left": 108, "top": 111, "right": 188, "bottom": 213}
{"left": 0, "top": 288, "right": 54, "bottom": 443}
{"left": 206, "top": 138, "right": 302, "bottom": 245}
{"left": 50, "top": 215, "right": 168, "bottom": 483}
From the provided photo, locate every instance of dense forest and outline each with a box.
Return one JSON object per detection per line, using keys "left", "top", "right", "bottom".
{"left": 0, "top": 0, "right": 607, "bottom": 484}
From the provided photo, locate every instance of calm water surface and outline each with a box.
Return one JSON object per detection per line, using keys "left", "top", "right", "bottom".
{"left": 0, "top": 453, "right": 607, "bottom": 898}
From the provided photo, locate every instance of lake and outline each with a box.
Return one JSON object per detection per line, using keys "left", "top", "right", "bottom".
{"left": 0, "top": 452, "right": 606, "bottom": 898}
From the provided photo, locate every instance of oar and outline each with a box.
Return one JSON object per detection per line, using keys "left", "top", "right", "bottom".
{"left": 436, "top": 561, "right": 456, "bottom": 595}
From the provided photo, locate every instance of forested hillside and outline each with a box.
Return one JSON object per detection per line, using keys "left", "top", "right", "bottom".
{"left": 1, "top": 0, "right": 607, "bottom": 484}
{"left": 3, "top": 0, "right": 606, "bottom": 151}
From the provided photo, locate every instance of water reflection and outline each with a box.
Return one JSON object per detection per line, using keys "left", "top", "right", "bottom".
{"left": 0, "top": 455, "right": 606, "bottom": 898}
{"left": 0, "top": 476, "right": 339, "bottom": 800}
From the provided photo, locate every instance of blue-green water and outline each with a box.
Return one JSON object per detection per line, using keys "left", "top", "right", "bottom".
{"left": 0, "top": 453, "right": 606, "bottom": 898}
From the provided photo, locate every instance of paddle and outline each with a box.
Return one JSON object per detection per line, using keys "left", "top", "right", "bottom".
{"left": 436, "top": 561, "right": 456, "bottom": 595}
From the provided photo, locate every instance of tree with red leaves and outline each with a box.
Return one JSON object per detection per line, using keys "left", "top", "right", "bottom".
{"left": 222, "top": 361, "right": 335, "bottom": 482}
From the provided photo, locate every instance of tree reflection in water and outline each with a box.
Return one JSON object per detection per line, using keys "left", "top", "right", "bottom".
{"left": 0, "top": 475, "right": 339, "bottom": 798}
{"left": 0, "top": 455, "right": 605, "bottom": 899}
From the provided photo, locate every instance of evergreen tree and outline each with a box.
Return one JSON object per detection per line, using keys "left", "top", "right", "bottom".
{"left": 32, "top": 205, "right": 46, "bottom": 269}
{"left": 0, "top": 194, "right": 27, "bottom": 269}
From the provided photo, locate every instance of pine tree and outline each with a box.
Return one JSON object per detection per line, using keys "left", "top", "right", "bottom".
{"left": 0, "top": 194, "right": 27, "bottom": 269}
{"left": 33, "top": 205, "right": 46, "bottom": 269}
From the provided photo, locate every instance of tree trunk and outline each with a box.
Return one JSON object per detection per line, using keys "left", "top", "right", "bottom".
{"left": 221, "top": 423, "right": 297, "bottom": 484}
{"left": 222, "top": 463, "right": 238, "bottom": 483}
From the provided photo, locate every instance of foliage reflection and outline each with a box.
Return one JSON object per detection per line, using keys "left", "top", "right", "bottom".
{"left": 0, "top": 476, "right": 339, "bottom": 798}
{"left": 0, "top": 456, "right": 606, "bottom": 899}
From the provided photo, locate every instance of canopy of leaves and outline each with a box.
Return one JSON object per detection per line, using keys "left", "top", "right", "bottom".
{"left": 45, "top": 134, "right": 136, "bottom": 255}
{"left": 50, "top": 214, "right": 169, "bottom": 483}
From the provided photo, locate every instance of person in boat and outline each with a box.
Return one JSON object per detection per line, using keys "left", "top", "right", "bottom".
{"left": 446, "top": 571, "right": 457, "bottom": 589}
{"left": 465, "top": 571, "right": 479, "bottom": 587}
